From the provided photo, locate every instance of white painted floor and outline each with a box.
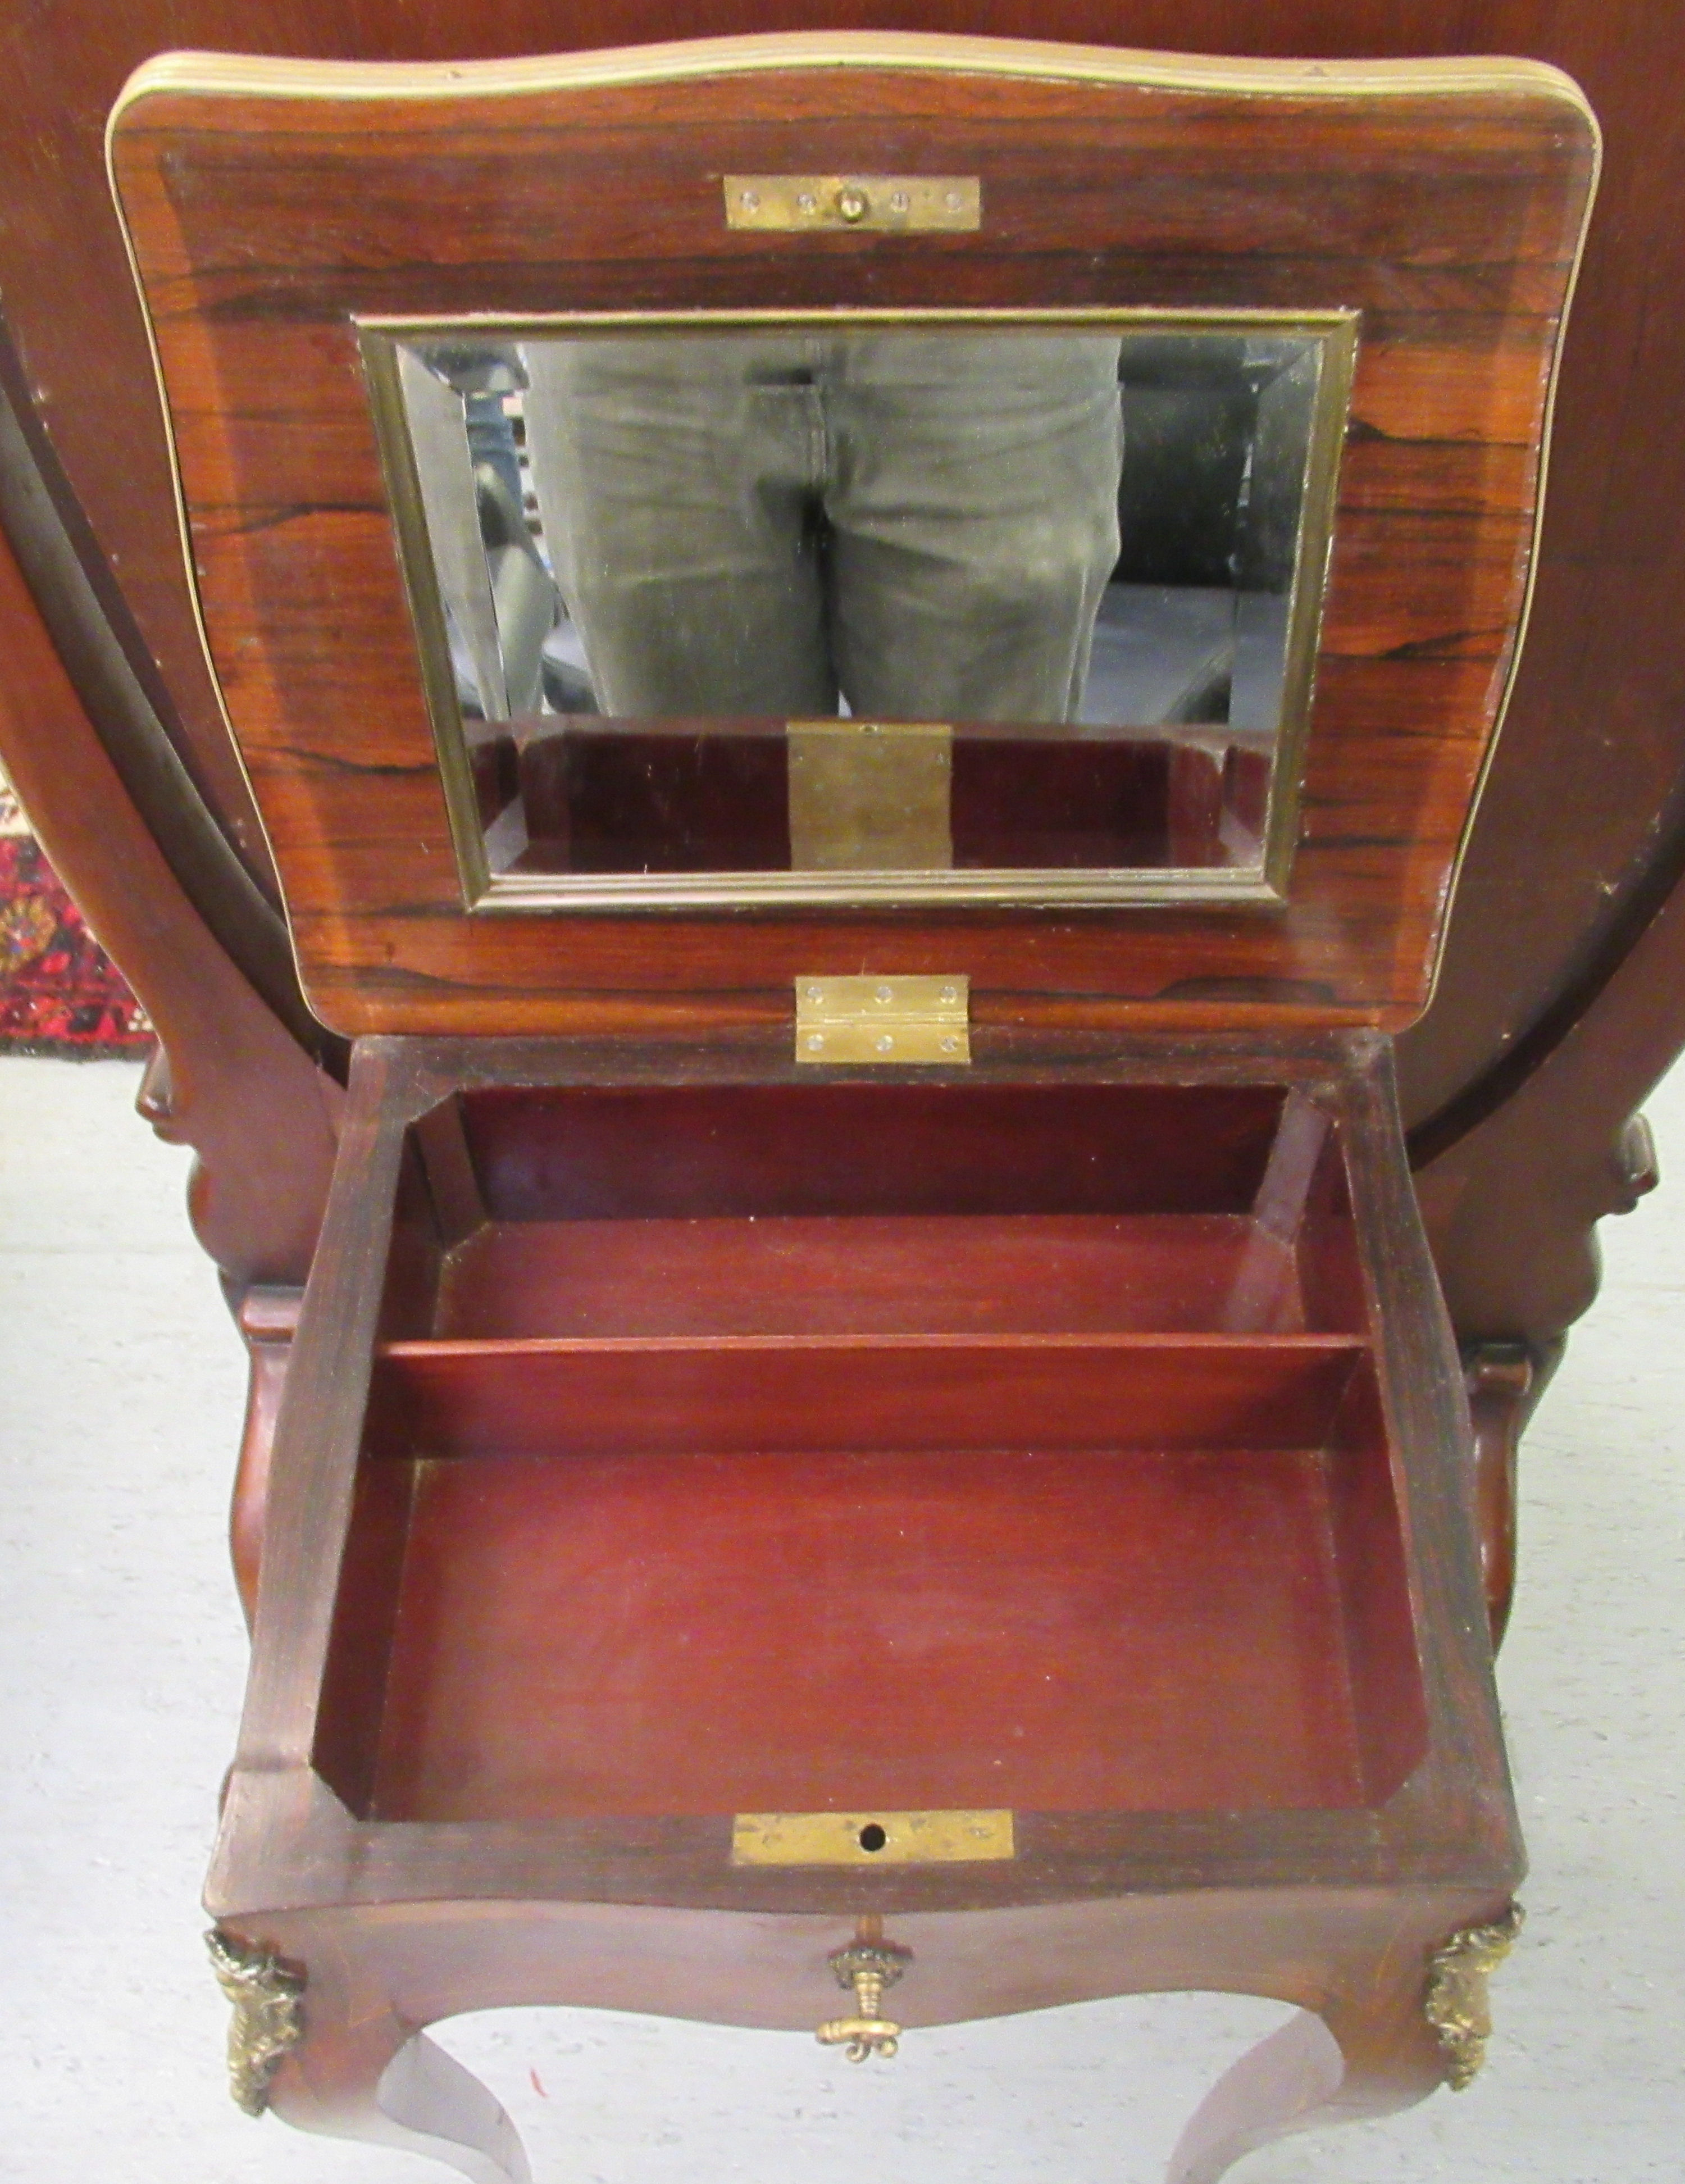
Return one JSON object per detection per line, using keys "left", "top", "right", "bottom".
{"left": 1, "top": 1053, "right": 1681, "bottom": 2184}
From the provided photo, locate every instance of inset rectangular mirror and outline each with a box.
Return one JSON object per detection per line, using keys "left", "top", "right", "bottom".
{"left": 364, "top": 313, "right": 1355, "bottom": 908}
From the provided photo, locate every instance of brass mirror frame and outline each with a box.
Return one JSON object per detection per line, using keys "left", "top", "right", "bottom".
{"left": 360, "top": 307, "right": 1358, "bottom": 914}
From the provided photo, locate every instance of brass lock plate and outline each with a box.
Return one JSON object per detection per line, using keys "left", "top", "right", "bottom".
{"left": 723, "top": 175, "right": 981, "bottom": 233}
{"left": 732, "top": 1809, "right": 1014, "bottom": 1866}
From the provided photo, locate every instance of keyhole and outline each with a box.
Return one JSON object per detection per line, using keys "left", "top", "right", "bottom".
{"left": 859, "top": 1822, "right": 887, "bottom": 1853}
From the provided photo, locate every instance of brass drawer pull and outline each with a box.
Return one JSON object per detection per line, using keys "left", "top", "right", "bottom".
{"left": 816, "top": 1938, "right": 912, "bottom": 2061}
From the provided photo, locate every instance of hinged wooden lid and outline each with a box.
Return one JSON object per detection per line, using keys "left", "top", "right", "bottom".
{"left": 109, "top": 33, "right": 1597, "bottom": 1040}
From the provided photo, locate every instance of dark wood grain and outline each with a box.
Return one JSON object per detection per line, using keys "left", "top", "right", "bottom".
{"left": 107, "top": 43, "right": 1595, "bottom": 1035}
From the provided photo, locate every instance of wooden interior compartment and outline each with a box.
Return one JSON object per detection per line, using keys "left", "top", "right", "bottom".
{"left": 382, "top": 1081, "right": 1373, "bottom": 1342}
{"left": 312, "top": 1073, "right": 1418, "bottom": 1827}
{"left": 313, "top": 1335, "right": 1426, "bottom": 1824}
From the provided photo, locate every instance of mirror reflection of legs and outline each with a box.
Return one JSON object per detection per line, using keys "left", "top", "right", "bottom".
{"left": 389, "top": 321, "right": 1340, "bottom": 887}
{"left": 523, "top": 333, "right": 1123, "bottom": 724}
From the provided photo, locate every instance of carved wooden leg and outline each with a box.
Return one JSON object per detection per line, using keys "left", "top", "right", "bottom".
{"left": 1167, "top": 2003, "right": 1444, "bottom": 2184}
{"left": 1168, "top": 2010, "right": 1363, "bottom": 2184}
{"left": 1167, "top": 1912, "right": 1521, "bottom": 2184}
{"left": 210, "top": 1929, "right": 531, "bottom": 2184}
{"left": 269, "top": 2006, "right": 531, "bottom": 2184}
{"left": 1464, "top": 1340, "right": 1541, "bottom": 1650}
{"left": 229, "top": 1285, "right": 302, "bottom": 1625}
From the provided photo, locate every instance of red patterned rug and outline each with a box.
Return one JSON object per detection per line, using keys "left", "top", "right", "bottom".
{"left": 1, "top": 771, "right": 153, "bottom": 1057}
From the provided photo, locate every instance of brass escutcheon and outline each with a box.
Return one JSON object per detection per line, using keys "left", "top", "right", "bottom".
{"left": 816, "top": 1937, "right": 912, "bottom": 2061}
{"left": 722, "top": 175, "right": 981, "bottom": 233}
{"left": 734, "top": 1807, "right": 1011, "bottom": 1864}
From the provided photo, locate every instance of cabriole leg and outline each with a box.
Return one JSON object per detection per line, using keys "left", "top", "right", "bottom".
{"left": 210, "top": 1928, "right": 530, "bottom": 2184}
{"left": 1167, "top": 1911, "right": 1521, "bottom": 2184}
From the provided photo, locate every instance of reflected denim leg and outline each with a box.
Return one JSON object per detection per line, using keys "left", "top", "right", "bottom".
{"left": 821, "top": 336, "right": 1123, "bottom": 722}
{"left": 463, "top": 391, "right": 523, "bottom": 513}
{"left": 521, "top": 338, "right": 836, "bottom": 717}
{"left": 520, "top": 334, "right": 1123, "bottom": 722}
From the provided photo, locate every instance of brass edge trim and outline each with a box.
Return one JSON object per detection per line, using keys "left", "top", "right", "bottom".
{"left": 357, "top": 306, "right": 1347, "bottom": 334}
{"left": 1420, "top": 99, "right": 1604, "bottom": 1025}
{"left": 379, "top": 1333, "right": 1375, "bottom": 1353}
{"left": 360, "top": 306, "right": 1344, "bottom": 916}
{"left": 1259, "top": 311, "right": 1359, "bottom": 898}
{"left": 480, "top": 867, "right": 1282, "bottom": 911}
{"left": 734, "top": 1809, "right": 1014, "bottom": 1864}
{"left": 109, "top": 35, "right": 1597, "bottom": 128}
{"left": 358, "top": 331, "right": 490, "bottom": 908}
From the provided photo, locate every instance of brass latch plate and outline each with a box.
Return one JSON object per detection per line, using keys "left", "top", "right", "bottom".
{"left": 733, "top": 1809, "right": 1014, "bottom": 1866}
{"left": 723, "top": 175, "right": 981, "bottom": 233}
{"left": 795, "top": 975, "right": 970, "bottom": 1066}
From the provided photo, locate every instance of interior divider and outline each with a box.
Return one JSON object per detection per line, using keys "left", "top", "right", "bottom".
{"left": 369, "top": 1332, "right": 1372, "bottom": 1462}
{"left": 429, "top": 1210, "right": 1311, "bottom": 1339}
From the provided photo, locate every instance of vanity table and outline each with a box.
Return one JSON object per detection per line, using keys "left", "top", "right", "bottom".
{"left": 108, "top": 34, "right": 1596, "bottom": 2182}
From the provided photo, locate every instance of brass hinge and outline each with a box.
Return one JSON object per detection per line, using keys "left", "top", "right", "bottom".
{"left": 795, "top": 975, "right": 970, "bottom": 1066}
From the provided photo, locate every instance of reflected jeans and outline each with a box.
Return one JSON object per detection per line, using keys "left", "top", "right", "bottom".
{"left": 521, "top": 335, "right": 1123, "bottom": 722}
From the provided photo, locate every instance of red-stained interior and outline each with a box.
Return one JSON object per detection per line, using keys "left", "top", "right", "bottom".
{"left": 314, "top": 1079, "right": 1426, "bottom": 1826}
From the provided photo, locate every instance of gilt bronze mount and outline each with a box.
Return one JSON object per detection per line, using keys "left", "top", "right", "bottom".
{"left": 206, "top": 1927, "right": 306, "bottom": 2115}
{"left": 1426, "top": 1904, "right": 1524, "bottom": 2089}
